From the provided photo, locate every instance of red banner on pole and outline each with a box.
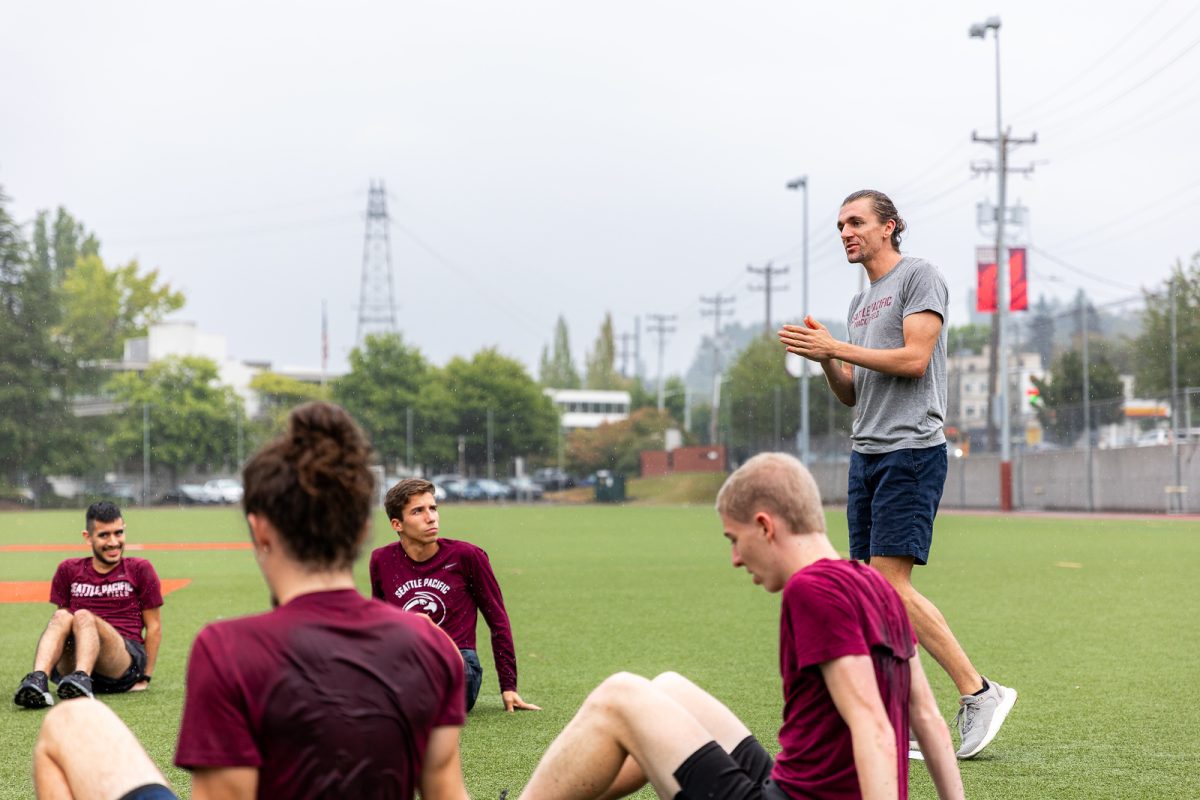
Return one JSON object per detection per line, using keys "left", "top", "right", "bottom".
{"left": 976, "top": 247, "right": 1028, "bottom": 312}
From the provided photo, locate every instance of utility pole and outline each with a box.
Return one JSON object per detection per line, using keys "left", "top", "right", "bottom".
{"left": 356, "top": 179, "right": 399, "bottom": 344}
{"left": 1078, "top": 292, "right": 1093, "bottom": 512}
{"left": 970, "top": 15, "right": 1036, "bottom": 512}
{"left": 700, "top": 294, "right": 736, "bottom": 445}
{"left": 1170, "top": 276, "right": 1183, "bottom": 512}
{"left": 646, "top": 313, "right": 676, "bottom": 411}
{"left": 747, "top": 262, "right": 789, "bottom": 336}
{"left": 785, "top": 175, "right": 811, "bottom": 464}
{"left": 634, "top": 315, "right": 643, "bottom": 382}
{"left": 617, "top": 332, "right": 635, "bottom": 378}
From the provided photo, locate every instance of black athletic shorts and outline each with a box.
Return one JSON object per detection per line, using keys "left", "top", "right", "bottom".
{"left": 54, "top": 638, "right": 147, "bottom": 694}
{"left": 673, "top": 736, "right": 789, "bottom": 800}
{"left": 118, "top": 784, "right": 178, "bottom": 800}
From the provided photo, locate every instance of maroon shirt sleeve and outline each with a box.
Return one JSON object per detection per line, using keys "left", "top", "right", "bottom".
{"left": 175, "top": 627, "right": 262, "bottom": 769}
{"left": 368, "top": 548, "right": 385, "bottom": 601}
{"left": 134, "top": 559, "right": 165, "bottom": 610}
{"left": 49, "top": 561, "right": 71, "bottom": 607}
{"left": 465, "top": 547, "right": 518, "bottom": 693}
{"left": 785, "top": 573, "right": 871, "bottom": 669}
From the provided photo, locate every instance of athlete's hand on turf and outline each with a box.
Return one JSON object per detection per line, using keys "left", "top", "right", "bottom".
{"left": 779, "top": 316, "right": 839, "bottom": 362}
{"left": 502, "top": 690, "right": 542, "bottom": 712}
{"left": 130, "top": 680, "right": 150, "bottom": 691}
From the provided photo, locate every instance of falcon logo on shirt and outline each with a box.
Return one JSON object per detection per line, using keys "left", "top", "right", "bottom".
{"left": 402, "top": 591, "right": 447, "bottom": 625}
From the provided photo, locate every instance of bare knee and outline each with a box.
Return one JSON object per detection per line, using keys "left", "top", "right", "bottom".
{"left": 651, "top": 671, "right": 692, "bottom": 693}
{"left": 72, "top": 609, "right": 96, "bottom": 627}
{"left": 38, "top": 699, "right": 99, "bottom": 755}
{"left": 585, "top": 672, "right": 653, "bottom": 719}
{"left": 49, "top": 609, "right": 74, "bottom": 629}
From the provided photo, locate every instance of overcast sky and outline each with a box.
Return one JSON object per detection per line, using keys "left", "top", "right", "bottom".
{"left": 4, "top": 1, "right": 1198, "bottom": 380}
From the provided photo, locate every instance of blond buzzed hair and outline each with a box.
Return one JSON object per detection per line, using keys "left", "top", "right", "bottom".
{"left": 715, "top": 453, "right": 825, "bottom": 535}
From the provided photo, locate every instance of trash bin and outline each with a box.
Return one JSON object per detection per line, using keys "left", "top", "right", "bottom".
{"left": 594, "top": 470, "right": 626, "bottom": 503}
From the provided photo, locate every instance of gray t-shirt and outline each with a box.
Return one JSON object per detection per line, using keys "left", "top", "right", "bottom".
{"left": 846, "top": 256, "right": 948, "bottom": 454}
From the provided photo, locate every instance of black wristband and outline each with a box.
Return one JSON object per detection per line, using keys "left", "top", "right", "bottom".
{"left": 140, "top": 674, "right": 152, "bottom": 683}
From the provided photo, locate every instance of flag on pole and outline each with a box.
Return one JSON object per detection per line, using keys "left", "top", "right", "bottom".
{"left": 976, "top": 246, "right": 1029, "bottom": 312}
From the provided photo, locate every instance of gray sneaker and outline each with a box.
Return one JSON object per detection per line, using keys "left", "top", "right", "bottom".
{"left": 14, "top": 671, "right": 55, "bottom": 709}
{"left": 56, "top": 670, "right": 94, "bottom": 701}
{"left": 955, "top": 677, "right": 1016, "bottom": 759}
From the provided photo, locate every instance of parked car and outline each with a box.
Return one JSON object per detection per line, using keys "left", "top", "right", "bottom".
{"left": 440, "top": 480, "right": 469, "bottom": 501}
{"left": 532, "top": 468, "right": 574, "bottom": 492}
{"left": 93, "top": 481, "right": 139, "bottom": 506}
{"left": 158, "top": 484, "right": 214, "bottom": 506}
{"left": 507, "top": 477, "right": 545, "bottom": 501}
{"left": 204, "top": 478, "right": 244, "bottom": 504}
{"left": 465, "top": 479, "right": 513, "bottom": 501}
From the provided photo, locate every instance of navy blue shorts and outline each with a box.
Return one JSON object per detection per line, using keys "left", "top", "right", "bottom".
{"left": 847, "top": 444, "right": 947, "bottom": 566}
{"left": 52, "top": 637, "right": 146, "bottom": 694}
{"left": 461, "top": 648, "right": 483, "bottom": 712}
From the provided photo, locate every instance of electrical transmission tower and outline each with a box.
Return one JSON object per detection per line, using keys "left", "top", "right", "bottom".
{"left": 700, "top": 294, "right": 736, "bottom": 445}
{"left": 356, "top": 179, "right": 398, "bottom": 344}
{"left": 747, "top": 262, "right": 789, "bottom": 335}
{"left": 646, "top": 313, "right": 677, "bottom": 411}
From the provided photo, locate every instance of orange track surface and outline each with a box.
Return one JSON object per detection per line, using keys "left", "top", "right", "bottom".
{"left": 0, "top": 542, "right": 251, "bottom": 552}
{"left": 0, "top": 577, "right": 193, "bottom": 603}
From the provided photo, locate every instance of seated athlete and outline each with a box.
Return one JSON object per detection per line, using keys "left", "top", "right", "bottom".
{"left": 32, "top": 402, "right": 469, "bottom": 800}
{"left": 371, "top": 477, "right": 540, "bottom": 713}
{"left": 14, "top": 501, "right": 162, "bottom": 708}
{"left": 519, "top": 452, "right": 964, "bottom": 800}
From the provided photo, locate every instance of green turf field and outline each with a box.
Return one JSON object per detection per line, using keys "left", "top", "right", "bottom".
{"left": 2, "top": 505, "right": 1197, "bottom": 799}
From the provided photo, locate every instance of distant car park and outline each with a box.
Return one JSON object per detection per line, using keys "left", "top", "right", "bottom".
{"left": 204, "top": 478, "right": 244, "bottom": 504}
{"left": 465, "top": 479, "right": 513, "bottom": 501}
{"left": 507, "top": 477, "right": 544, "bottom": 501}
{"left": 532, "top": 468, "right": 574, "bottom": 492}
{"left": 158, "top": 485, "right": 214, "bottom": 506}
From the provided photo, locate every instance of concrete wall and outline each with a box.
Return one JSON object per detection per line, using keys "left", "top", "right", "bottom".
{"left": 804, "top": 444, "right": 1200, "bottom": 513}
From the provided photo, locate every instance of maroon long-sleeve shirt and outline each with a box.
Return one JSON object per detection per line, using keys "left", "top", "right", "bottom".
{"left": 369, "top": 538, "right": 518, "bottom": 693}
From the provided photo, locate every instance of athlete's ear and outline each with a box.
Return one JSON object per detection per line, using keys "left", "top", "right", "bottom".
{"left": 246, "top": 513, "right": 274, "bottom": 551}
{"left": 389, "top": 517, "right": 403, "bottom": 533}
{"left": 755, "top": 511, "right": 776, "bottom": 542}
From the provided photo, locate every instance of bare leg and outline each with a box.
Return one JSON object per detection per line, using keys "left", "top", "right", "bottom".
{"left": 34, "top": 699, "right": 170, "bottom": 800}
{"left": 520, "top": 672, "right": 714, "bottom": 800}
{"left": 597, "top": 672, "right": 756, "bottom": 799}
{"left": 69, "top": 611, "right": 132, "bottom": 679}
{"left": 870, "top": 556, "right": 983, "bottom": 696}
{"left": 32, "top": 610, "right": 75, "bottom": 674}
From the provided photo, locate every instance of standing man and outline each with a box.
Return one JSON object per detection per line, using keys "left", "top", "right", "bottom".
{"left": 778, "top": 189, "right": 1016, "bottom": 758}
{"left": 13, "top": 501, "right": 163, "bottom": 708}
{"left": 518, "top": 453, "right": 963, "bottom": 800}
{"left": 371, "top": 478, "right": 540, "bottom": 713}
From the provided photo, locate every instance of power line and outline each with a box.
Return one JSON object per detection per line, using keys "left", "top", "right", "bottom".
{"left": 1009, "top": 0, "right": 1175, "bottom": 123}
{"left": 646, "top": 313, "right": 677, "bottom": 411}
{"left": 747, "top": 262, "right": 789, "bottom": 335}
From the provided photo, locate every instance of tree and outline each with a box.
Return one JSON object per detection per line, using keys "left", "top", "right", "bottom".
{"left": 723, "top": 336, "right": 852, "bottom": 455}
{"left": 332, "top": 334, "right": 454, "bottom": 469}
{"left": 32, "top": 207, "right": 98, "bottom": 282}
{"left": 1031, "top": 349, "right": 1124, "bottom": 446}
{"left": 1134, "top": 254, "right": 1200, "bottom": 397}
{"left": 566, "top": 407, "right": 675, "bottom": 475}
{"left": 441, "top": 348, "right": 559, "bottom": 473}
{"left": 58, "top": 253, "right": 185, "bottom": 364}
{"left": 539, "top": 315, "right": 580, "bottom": 388}
{"left": 106, "top": 357, "right": 242, "bottom": 482}
{"left": 0, "top": 186, "right": 74, "bottom": 487}
{"left": 248, "top": 372, "right": 331, "bottom": 447}
{"left": 584, "top": 312, "right": 623, "bottom": 390}
{"left": 947, "top": 323, "right": 992, "bottom": 356}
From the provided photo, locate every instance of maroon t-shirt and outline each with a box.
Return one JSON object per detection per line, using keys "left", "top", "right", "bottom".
{"left": 49, "top": 557, "right": 163, "bottom": 644}
{"left": 174, "top": 588, "right": 465, "bottom": 799}
{"left": 370, "top": 537, "right": 518, "bottom": 692}
{"left": 772, "top": 559, "right": 916, "bottom": 800}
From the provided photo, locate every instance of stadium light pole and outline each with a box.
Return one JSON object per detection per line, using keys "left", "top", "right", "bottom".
{"left": 970, "top": 15, "right": 1014, "bottom": 511}
{"left": 786, "top": 175, "right": 811, "bottom": 465}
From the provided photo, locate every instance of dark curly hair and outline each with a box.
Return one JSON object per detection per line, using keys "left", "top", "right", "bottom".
{"left": 242, "top": 402, "right": 375, "bottom": 570}
{"left": 842, "top": 189, "right": 906, "bottom": 252}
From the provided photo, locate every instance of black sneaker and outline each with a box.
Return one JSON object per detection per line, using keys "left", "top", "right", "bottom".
{"left": 14, "top": 671, "right": 55, "bottom": 709}
{"left": 56, "top": 670, "right": 94, "bottom": 700}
